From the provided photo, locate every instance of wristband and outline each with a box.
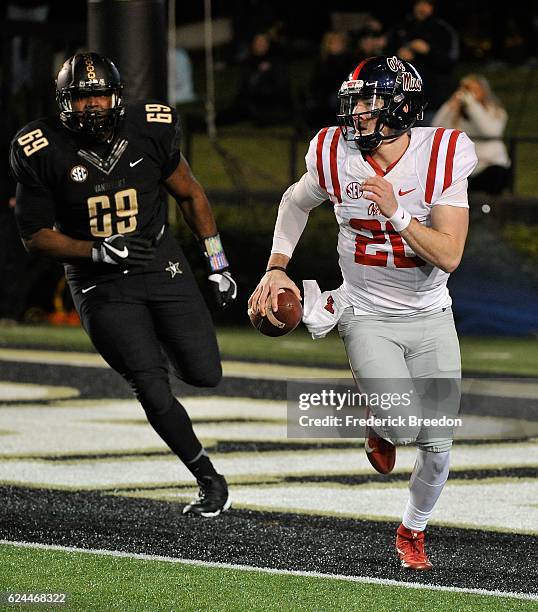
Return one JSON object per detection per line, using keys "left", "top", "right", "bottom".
{"left": 388, "top": 204, "right": 412, "bottom": 232}
{"left": 201, "top": 233, "right": 229, "bottom": 272}
{"left": 266, "top": 266, "right": 287, "bottom": 273}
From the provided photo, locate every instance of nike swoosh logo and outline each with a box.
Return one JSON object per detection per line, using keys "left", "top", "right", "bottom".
{"left": 104, "top": 244, "right": 129, "bottom": 258}
{"left": 81, "top": 285, "right": 97, "bottom": 294}
{"left": 398, "top": 188, "right": 416, "bottom": 196}
{"left": 130, "top": 158, "right": 143, "bottom": 167}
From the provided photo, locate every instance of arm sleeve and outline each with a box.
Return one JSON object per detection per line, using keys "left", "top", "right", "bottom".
{"left": 14, "top": 183, "right": 56, "bottom": 238}
{"left": 9, "top": 138, "right": 56, "bottom": 239}
{"left": 431, "top": 178, "right": 469, "bottom": 208}
{"left": 452, "top": 131, "right": 478, "bottom": 182}
{"left": 271, "top": 172, "right": 328, "bottom": 257}
{"left": 431, "top": 131, "right": 477, "bottom": 208}
{"left": 423, "top": 130, "right": 477, "bottom": 207}
{"left": 146, "top": 102, "right": 182, "bottom": 180}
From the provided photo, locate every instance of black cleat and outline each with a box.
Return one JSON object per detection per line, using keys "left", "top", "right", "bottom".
{"left": 182, "top": 474, "right": 231, "bottom": 517}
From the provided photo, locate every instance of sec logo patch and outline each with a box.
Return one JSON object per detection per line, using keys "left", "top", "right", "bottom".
{"left": 345, "top": 182, "right": 363, "bottom": 199}
{"left": 70, "top": 165, "right": 88, "bottom": 182}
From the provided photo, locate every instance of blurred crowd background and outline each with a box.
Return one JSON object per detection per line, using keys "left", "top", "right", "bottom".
{"left": 0, "top": 0, "right": 536, "bottom": 336}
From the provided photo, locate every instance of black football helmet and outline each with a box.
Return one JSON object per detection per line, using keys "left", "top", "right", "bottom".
{"left": 56, "top": 52, "right": 124, "bottom": 140}
{"left": 337, "top": 55, "right": 425, "bottom": 151}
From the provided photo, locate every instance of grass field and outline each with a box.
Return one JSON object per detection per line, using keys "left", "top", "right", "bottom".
{"left": 0, "top": 324, "right": 536, "bottom": 376}
{"left": 1, "top": 543, "right": 534, "bottom": 612}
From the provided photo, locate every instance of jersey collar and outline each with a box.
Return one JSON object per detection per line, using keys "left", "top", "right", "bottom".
{"left": 364, "top": 132, "right": 412, "bottom": 176}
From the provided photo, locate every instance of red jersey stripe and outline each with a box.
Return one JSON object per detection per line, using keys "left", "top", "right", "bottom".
{"left": 316, "top": 127, "right": 329, "bottom": 190}
{"left": 329, "top": 129, "right": 342, "bottom": 203}
{"left": 365, "top": 154, "right": 385, "bottom": 176}
{"left": 443, "top": 130, "right": 462, "bottom": 192}
{"left": 425, "top": 127, "right": 446, "bottom": 204}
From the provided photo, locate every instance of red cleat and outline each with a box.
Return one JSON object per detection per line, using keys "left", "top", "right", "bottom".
{"left": 396, "top": 523, "right": 433, "bottom": 570}
{"left": 364, "top": 408, "right": 396, "bottom": 474}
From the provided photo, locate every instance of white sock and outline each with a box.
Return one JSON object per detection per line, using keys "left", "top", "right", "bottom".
{"left": 402, "top": 449, "right": 450, "bottom": 532}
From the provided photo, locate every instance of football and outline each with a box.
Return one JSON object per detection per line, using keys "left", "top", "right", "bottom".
{"left": 248, "top": 288, "right": 303, "bottom": 337}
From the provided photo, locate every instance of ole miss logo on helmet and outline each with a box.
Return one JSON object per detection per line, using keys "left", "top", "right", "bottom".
{"left": 401, "top": 72, "right": 422, "bottom": 92}
{"left": 345, "top": 182, "right": 363, "bottom": 199}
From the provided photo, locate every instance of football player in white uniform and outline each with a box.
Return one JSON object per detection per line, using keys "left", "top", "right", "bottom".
{"left": 249, "top": 55, "right": 477, "bottom": 570}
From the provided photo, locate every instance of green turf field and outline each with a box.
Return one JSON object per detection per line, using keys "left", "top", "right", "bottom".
{"left": 0, "top": 325, "right": 536, "bottom": 376}
{"left": 0, "top": 543, "right": 533, "bottom": 612}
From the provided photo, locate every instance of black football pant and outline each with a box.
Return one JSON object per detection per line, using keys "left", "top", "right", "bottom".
{"left": 71, "top": 240, "right": 221, "bottom": 467}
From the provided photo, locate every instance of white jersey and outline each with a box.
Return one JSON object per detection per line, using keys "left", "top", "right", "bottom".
{"left": 304, "top": 126, "right": 477, "bottom": 315}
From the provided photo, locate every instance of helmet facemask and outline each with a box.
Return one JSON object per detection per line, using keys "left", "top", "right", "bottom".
{"left": 337, "top": 90, "right": 391, "bottom": 151}
{"left": 57, "top": 86, "right": 124, "bottom": 142}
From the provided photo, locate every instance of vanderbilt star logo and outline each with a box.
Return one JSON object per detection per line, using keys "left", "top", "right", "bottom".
{"left": 165, "top": 261, "right": 182, "bottom": 278}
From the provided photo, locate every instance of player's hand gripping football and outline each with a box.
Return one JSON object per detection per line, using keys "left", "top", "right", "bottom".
{"left": 208, "top": 270, "right": 238, "bottom": 309}
{"left": 248, "top": 269, "right": 301, "bottom": 317}
{"left": 91, "top": 233, "right": 155, "bottom": 266}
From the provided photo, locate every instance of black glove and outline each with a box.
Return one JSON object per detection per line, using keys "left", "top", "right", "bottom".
{"left": 208, "top": 270, "right": 238, "bottom": 308}
{"left": 91, "top": 233, "right": 155, "bottom": 266}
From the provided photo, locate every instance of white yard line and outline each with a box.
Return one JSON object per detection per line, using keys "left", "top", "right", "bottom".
{"left": 0, "top": 348, "right": 349, "bottom": 378}
{"left": 1, "top": 539, "right": 536, "bottom": 602}
{"left": 2, "top": 348, "right": 537, "bottom": 393}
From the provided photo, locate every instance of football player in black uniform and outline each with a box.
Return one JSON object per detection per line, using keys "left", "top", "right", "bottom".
{"left": 10, "top": 52, "right": 237, "bottom": 517}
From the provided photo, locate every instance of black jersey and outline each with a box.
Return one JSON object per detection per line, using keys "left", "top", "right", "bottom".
{"left": 9, "top": 100, "right": 181, "bottom": 286}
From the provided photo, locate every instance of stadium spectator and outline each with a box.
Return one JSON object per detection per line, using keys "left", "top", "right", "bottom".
{"left": 433, "top": 74, "right": 511, "bottom": 195}
{"left": 386, "top": 0, "right": 458, "bottom": 124}
{"left": 170, "top": 47, "right": 196, "bottom": 105}
{"left": 354, "top": 20, "right": 387, "bottom": 60}
{"left": 10, "top": 52, "right": 237, "bottom": 517}
{"left": 249, "top": 55, "right": 477, "bottom": 571}
{"left": 304, "top": 31, "right": 355, "bottom": 130}
{"left": 224, "top": 32, "right": 293, "bottom": 127}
